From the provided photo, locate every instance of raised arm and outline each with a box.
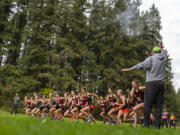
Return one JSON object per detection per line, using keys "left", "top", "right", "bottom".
{"left": 106, "top": 95, "right": 109, "bottom": 102}
{"left": 159, "top": 42, "right": 168, "bottom": 61}
{"left": 139, "top": 86, "right": 146, "bottom": 90}
{"left": 130, "top": 87, "right": 135, "bottom": 98}
{"left": 121, "top": 57, "right": 151, "bottom": 72}
{"left": 114, "top": 94, "right": 119, "bottom": 103}
{"left": 116, "top": 96, "right": 126, "bottom": 107}
{"left": 88, "top": 93, "right": 99, "bottom": 99}
{"left": 126, "top": 88, "right": 132, "bottom": 98}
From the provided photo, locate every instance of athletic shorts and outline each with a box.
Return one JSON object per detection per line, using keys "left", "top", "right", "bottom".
{"left": 40, "top": 106, "right": 45, "bottom": 111}
{"left": 113, "top": 106, "right": 119, "bottom": 110}
{"left": 30, "top": 106, "right": 35, "bottom": 110}
{"left": 45, "top": 105, "right": 50, "bottom": 110}
{"left": 101, "top": 108, "right": 108, "bottom": 113}
{"left": 78, "top": 106, "right": 82, "bottom": 110}
{"left": 137, "top": 101, "right": 144, "bottom": 104}
{"left": 60, "top": 105, "right": 64, "bottom": 110}
{"left": 89, "top": 105, "right": 94, "bottom": 110}
{"left": 56, "top": 105, "right": 60, "bottom": 109}
{"left": 170, "top": 120, "right": 175, "bottom": 124}
{"left": 120, "top": 108, "right": 130, "bottom": 114}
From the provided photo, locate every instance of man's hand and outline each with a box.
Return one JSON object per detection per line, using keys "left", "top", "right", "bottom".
{"left": 158, "top": 42, "right": 163, "bottom": 50}
{"left": 121, "top": 68, "right": 133, "bottom": 72}
{"left": 126, "top": 88, "right": 130, "bottom": 93}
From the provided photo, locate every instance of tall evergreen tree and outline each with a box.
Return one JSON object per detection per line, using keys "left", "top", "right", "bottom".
{"left": 0, "top": 0, "right": 12, "bottom": 65}
{"left": 5, "top": 0, "right": 28, "bottom": 65}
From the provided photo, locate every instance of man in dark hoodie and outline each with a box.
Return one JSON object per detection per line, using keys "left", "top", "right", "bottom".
{"left": 121, "top": 44, "right": 168, "bottom": 129}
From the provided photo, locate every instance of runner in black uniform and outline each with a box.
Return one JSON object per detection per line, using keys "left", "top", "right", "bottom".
{"left": 34, "top": 96, "right": 43, "bottom": 118}
{"left": 41, "top": 96, "right": 53, "bottom": 115}
{"left": 31, "top": 94, "right": 40, "bottom": 117}
{"left": 29, "top": 97, "right": 36, "bottom": 116}
{"left": 41, "top": 99, "right": 50, "bottom": 116}
{"left": 39, "top": 95, "right": 47, "bottom": 118}
{"left": 54, "top": 93, "right": 65, "bottom": 120}
{"left": 49, "top": 93, "right": 57, "bottom": 119}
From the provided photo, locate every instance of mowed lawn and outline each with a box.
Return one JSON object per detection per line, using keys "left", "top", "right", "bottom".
{"left": 0, "top": 111, "right": 179, "bottom": 135}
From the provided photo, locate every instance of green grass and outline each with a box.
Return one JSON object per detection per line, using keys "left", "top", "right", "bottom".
{"left": 0, "top": 111, "right": 179, "bottom": 135}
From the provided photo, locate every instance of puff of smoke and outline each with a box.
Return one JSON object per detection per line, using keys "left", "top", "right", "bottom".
{"left": 115, "top": 2, "right": 145, "bottom": 37}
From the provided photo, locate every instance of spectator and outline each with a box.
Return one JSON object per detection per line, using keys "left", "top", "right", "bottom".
{"left": 162, "top": 108, "right": 168, "bottom": 128}
{"left": 10, "top": 93, "right": 20, "bottom": 115}
{"left": 169, "top": 113, "right": 176, "bottom": 128}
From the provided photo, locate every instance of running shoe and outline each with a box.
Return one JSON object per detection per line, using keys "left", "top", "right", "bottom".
{"left": 41, "top": 114, "right": 45, "bottom": 119}
{"left": 86, "top": 117, "right": 91, "bottom": 123}
{"left": 59, "top": 118, "right": 63, "bottom": 121}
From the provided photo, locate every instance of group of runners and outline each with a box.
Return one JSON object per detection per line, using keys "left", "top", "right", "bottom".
{"left": 24, "top": 80, "right": 146, "bottom": 127}
{"left": 24, "top": 79, "right": 176, "bottom": 127}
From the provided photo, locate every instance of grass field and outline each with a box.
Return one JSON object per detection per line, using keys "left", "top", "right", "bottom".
{"left": 0, "top": 111, "right": 179, "bottom": 135}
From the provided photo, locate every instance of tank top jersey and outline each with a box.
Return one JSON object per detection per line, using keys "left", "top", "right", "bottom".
{"left": 50, "top": 99, "right": 56, "bottom": 105}
{"left": 127, "top": 99, "right": 135, "bottom": 108}
{"left": 79, "top": 100, "right": 86, "bottom": 108}
{"left": 83, "top": 94, "right": 93, "bottom": 105}
{"left": 56, "top": 98, "right": 64, "bottom": 104}
{"left": 72, "top": 96, "right": 78, "bottom": 104}
{"left": 134, "top": 89, "right": 144, "bottom": 102}
{"left": 119, "top": 95, "right": 128, "bottom": 109}
{"left": 65, "top": 98, "right": 72, "bottom": 109}
{"left": 100, "top": 101, "right": 107, "bottom": 109}
{"left": 26, "top": 101, "right": 31, "bottom": 108}
{"left": 108, "top": 94, "right": 117, "bottom": 103}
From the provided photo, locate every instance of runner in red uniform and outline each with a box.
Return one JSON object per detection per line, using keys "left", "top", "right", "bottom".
{"left": 98, "top": 96, "right": 108, "bottom": 124}
{"left": 64, "top": 93, "right": 73, "bottom": 119}
{"left": 107, "top": 88, "right": 119, "bottom": 123}
{"left": 24, "top": 96, "right": 31, "bottom": 115}
{"left": 70, "top": 90, "right": 80, "bottom": 121}
{"left": 80, "top": 87, "right": 99, "bottom": 123}
{"left": 117, "top": 90, "right": 130, "bottom": 125}
{"left": 129, "top": 80, "right": 145, "bottom": 127}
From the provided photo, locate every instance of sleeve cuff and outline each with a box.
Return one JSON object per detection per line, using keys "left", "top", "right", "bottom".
{"left": 132, "top": 66, "right": 136, "bottom": 70}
